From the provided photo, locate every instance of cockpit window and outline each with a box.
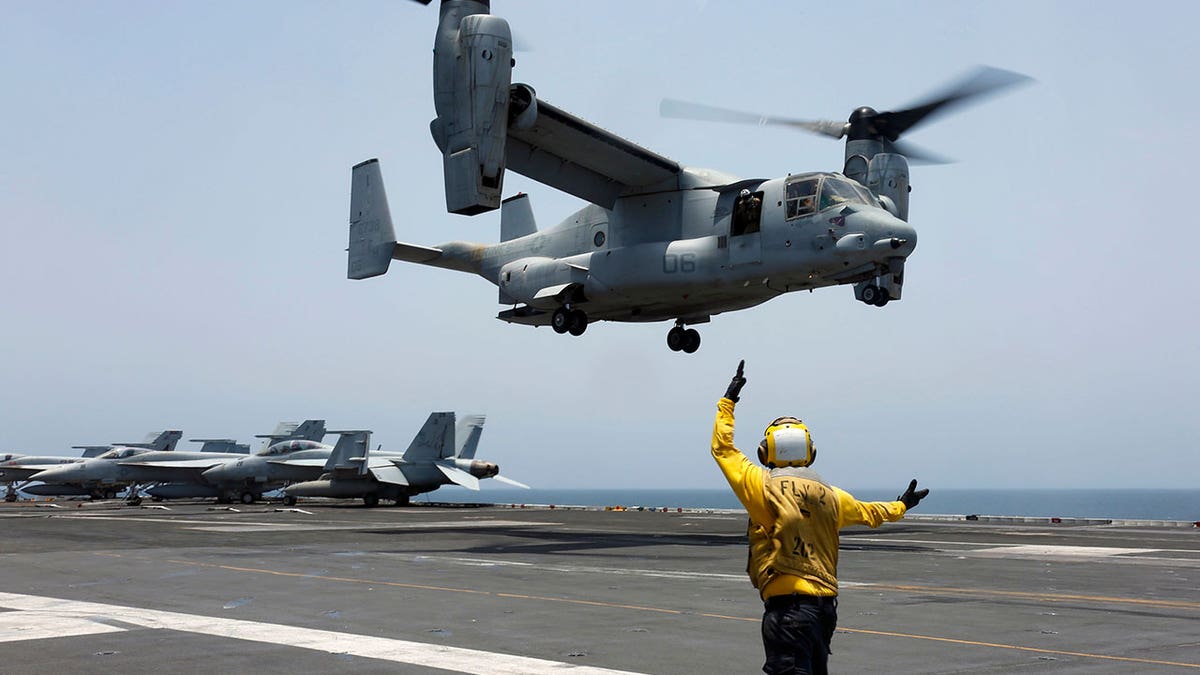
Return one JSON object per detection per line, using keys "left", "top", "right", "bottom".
{"left": 818, "top": 176, "right": 874, "bottom": 211}
{"left": 785, "top": 178, "right": 819, "bottom": 220}
{"left": 98, "top": 447, "right": 142, "bottom": 460}
{"left": 258, "top": 439, "right": 323, "bottom": 456}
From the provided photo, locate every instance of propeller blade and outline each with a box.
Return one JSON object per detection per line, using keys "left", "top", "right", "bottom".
{"left": 873, "top": 66, "right": 1032, "bottom": 141}
{"left": 491, "top": 474, "right": 531, "bottom": 489}
{"left": 890, "top": 140, "right": 953, "bottom": 166}
{"left": 660, "top": 99, "right": 847, "bottom": 139}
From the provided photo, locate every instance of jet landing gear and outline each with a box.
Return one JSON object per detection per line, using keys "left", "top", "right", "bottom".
{"left": 860, "top": 284, "right": 890, "bottom": 307}
{"left": 551, "top": 306, "right": 588, "bottom": 336}
{"left": 667, "top": 322, "right": 701, "bottom": 354}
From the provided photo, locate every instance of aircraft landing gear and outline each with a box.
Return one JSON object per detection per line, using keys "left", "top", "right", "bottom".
{"left": 4, "top": 484, "right": 17, "bottom": 502}
{"left": 240, "top": 491, "right": 256, "bottom": 505}
{"left": 861, "top": 284, "right": 890, "bottom": 307}
{"left": 667, "top": 323, "right": 701, "bottom": 354}
{"left": 552, "top": 306, "right": 588, "bottom": 336}
{"left": 282, "top": 494, "right": 298, "bottom": 507}
{"left": 392, "top": 494, "right": 410, "bottom": 507}
{"left": 363, "top": 493, "right": 380, "bottom": 507}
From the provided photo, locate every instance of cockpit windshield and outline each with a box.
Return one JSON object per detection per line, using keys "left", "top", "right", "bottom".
{"left": 785, "top": 174, "right": 876, "bottom": 220}
{"left": 98, "top": 447, "right": 144, "bottom": 460}
{"left": 258, "top": 439, "right": 324, "bottom": 456}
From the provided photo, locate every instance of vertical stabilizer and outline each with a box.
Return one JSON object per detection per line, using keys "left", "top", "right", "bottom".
{"left": 348, "top": 159, "right": 398, "bottom": 280}
{"left": 120, "top": 430, "right": 183, "bottom": 452}
{"left": 191, "top": 439, "right": 250, "bottom": 454}
{"left": 325, "top": 431, "right": 371, "bottom": 475}
{"left": 500, "top": 194, "right": 536, "bottom": 242}
{"left": 402, "top": 412, "right": 456, "bottom": 462}
{"left": 293, "top": 420, "right": 327, "bottom": 442}
{"left": 452, "top": 414, "right": 486, "bottom": 459}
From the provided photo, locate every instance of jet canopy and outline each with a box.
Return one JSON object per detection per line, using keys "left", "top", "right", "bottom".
{"left": 96, "top": 447, "right": 148, "bottom": 460}
{"left": 784, "top": 173, "right": 879, "bottom": 220}
{"left": 258, "top": 440, "right": 326, "bottom": 456}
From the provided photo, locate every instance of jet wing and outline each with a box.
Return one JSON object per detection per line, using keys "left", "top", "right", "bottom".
{"left": 506, "top": 94, "right": 681, "bottom": 208}
{"left": 124, "top": 459, "right": 227, "bottom": 469}
{"left": 267, "top": 458, "right": 329, "bottom": 468}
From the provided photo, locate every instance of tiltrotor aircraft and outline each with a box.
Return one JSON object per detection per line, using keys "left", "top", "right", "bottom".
{"left": 348, "top": 0, "right": 1028, "bottom": 352}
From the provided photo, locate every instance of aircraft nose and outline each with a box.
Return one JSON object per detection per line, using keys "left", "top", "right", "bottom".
{"left": 32, "top": 467, "right": 74, "bottom": 482}
{"left": 840, "top": 208, "right": 917, "bottom": 258}
{"left": 202, "top": 465, "right": 230, "bottom": 481}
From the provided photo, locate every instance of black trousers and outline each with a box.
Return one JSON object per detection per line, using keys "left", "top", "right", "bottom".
{"left": 761, "top": 595, "right": 838, "bottom": 675}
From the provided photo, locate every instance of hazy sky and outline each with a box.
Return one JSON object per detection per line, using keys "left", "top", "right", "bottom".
{"left": 2, "top": 1, "right": 1197, "bottom": 490}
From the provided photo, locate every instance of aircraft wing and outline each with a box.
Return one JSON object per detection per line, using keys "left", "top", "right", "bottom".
{"left": 267, "top": 458, "right": 329, "bottom": 468}
{"left": 506, "top": 94, "right": 681, "bottom": 208}
{"left": 124, "top": 459, "right": 227, "bottom": 469}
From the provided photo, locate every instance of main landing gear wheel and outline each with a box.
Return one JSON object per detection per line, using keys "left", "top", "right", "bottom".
{"left": 567, "top": 309, "right": 588, "bottom": 336}
{"left": 363, "top": 493, "right": 380, "bottom": 507}
{"left": 553, "top": 307, "right": 588, "bottom": 336}
{"left": 282, "top": 495, "right": 297, "bottom": 507}
{"left": 240, "top": 491, "right": 256, "bottom": 505}
{"left": 667, "top": 326, "right": 702, "bottom": 353}
{"left": 392, "top": 494, "right": 410, "bottom": 507}
{"left": 861, "top": 285, "right": 891, "bottom": 307}
{"left": 551, "top": 307, "right": 571, "bottom": 334}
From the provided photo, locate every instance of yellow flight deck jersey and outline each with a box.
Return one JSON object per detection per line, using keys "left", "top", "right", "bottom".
{"left": 712, "top": 397, "right": 907, "bottom": 599}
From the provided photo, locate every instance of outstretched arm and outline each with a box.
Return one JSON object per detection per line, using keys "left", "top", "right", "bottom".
{"left": 712, "top": 361, "right": 772, "bottom": 527}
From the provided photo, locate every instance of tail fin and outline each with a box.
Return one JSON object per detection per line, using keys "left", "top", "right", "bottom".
{"left": 500, "top": 194, "right": 537, "bottom": 242}
{"left": 401, "top": 412, "right": 456, "bottom": 462}
{"left": 190, "top": 439, "right": 250, "bottom": 454}
{"left": 348, "top": 159, "right": 398, "bottom": 280}
{"left": 119, "top": 430, "right": 183, "bottom": 452}
{"left": 324, "top": 431, "right": 371, "bottom": 474}
{"left": 292, "top": 419, "right": 327, "bottom": 442}
{"left": 74, "top": 445, "right": 113, "bottom": 458}
{"left": 452, "top": 414, "right": 486, "bottom": 459}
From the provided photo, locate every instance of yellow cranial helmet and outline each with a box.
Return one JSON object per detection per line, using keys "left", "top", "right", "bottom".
{"left": 757, "top": 416, "right": 815, "bottom": 468}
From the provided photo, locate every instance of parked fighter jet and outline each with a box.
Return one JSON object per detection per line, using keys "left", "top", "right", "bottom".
{"left": 284, "top": 413, "right": 527, "bottom": 506}
{"left": 348, "top": 1, "right": 1027, "bottom": 352}
{"left": 13, "top": 430, "right": 182, "bottom": 501}
{"left": 146, "top": 419, "right": 328, "bottom": 503}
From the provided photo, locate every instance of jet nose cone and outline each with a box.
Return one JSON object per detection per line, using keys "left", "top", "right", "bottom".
{"left": 202, "top": 465, "right": 230, "bottom": 481}
{"left": 32, "top": 467, "right": 73, "bottom": 482}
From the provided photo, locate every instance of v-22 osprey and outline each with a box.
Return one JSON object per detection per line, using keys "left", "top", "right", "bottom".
{"left": 347, "top": 0, "right": 1028, "bottom": 353}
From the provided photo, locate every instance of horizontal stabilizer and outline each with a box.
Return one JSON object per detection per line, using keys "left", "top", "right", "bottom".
{"left": 348, "top": 159, "right": 398, "bottom": 280}
{"left": 368, "top": 463, "right": 409, "bottom": 486}
{"left": 492, "top": 474, "right": 531, "bottom": 489}
{"left": 436, "top": 462, "right": 480, "bottom": 490}
{"left": 392, "top": 242, "right": 444, "bottom": 264}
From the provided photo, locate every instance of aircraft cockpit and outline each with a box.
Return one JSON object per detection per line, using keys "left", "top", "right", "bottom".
{"left": 97, "top": 447, "right": 148, "bottom": 460}
{"left": 258, "top": 439, "right": 325, "bottom": 456}
{"left": 784, "top": 173, "right": 878, "bottom": 220}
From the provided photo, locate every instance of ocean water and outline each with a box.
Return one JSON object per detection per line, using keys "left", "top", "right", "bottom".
{"left": 428, "top": 488, "right": 1200, "bottom": 521}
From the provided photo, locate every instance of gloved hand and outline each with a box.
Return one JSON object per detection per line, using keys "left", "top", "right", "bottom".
{"left": 898, "top": 479, "right": 929, "bottom": 510}
{"left": 725, "top": 360, "right": 747, "bottom": 402}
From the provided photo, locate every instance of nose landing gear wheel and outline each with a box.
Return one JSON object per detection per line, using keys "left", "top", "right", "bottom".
{"left": 667, "top": 325, "right": 702, "bottom": 353}
{"left": 240, "top": 491, "right": 255, "bottom": 505}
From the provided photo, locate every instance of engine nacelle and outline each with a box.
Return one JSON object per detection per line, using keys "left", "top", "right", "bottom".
{"left": 450, "top": 459, "right": 499, "bottom": 479}
{"left": 866, "top": 153, "right": 910, "bottom": 221}
{"left": 498, "top": 257, "right": 587, "bottom": 309}
{"left": 431, "top": 2, "right": 513, "bottom": 216}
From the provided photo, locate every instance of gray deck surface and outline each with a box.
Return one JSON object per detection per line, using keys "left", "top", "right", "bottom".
{"left": 1, "top": 500, "right": 1198, "bottom": 673}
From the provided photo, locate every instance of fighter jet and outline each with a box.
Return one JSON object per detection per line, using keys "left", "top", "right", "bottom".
{"left": 284, "top": 413, "right": 528, "bottom": 507}
{"left": 13, "top": 430, "right": 182, "bottom": 501}
{"left": 145, "top": 420, "right": 327, "bottom": 503}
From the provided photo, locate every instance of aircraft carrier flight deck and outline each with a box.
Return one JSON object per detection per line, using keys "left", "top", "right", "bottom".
{"left": 2, "top": 500, "right": 1198, "bottom": 673}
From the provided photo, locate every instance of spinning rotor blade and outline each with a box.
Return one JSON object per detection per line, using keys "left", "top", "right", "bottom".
{"left": 867, "top": 66, "right": 1033, "bottom": 141}
{"left": 659, "top": 99, "right": 847, "bottom": 139}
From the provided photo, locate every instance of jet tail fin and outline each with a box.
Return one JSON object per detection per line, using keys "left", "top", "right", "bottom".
{"left": 348, "top": 159, "right": 398, "bottom": 280}
{"left": 74, "top": 445, "right": 113, "bottom": 458}
{"left": 324, "top": 431, "right": 371, "bottom": 475}
{"left": 500, "top": 193, "right": 537, "bottom": 242}
{"left": 118, "top": 430, "right": 183, "bottom": 452}
{"left": 452, "top": 414, "right": 486, "bottom": 460}
{"left": 401, "top": 412, "right": 456, "bottom": 462}
{"left": 190, "top": 439, "right": 250, "bottom": 454}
